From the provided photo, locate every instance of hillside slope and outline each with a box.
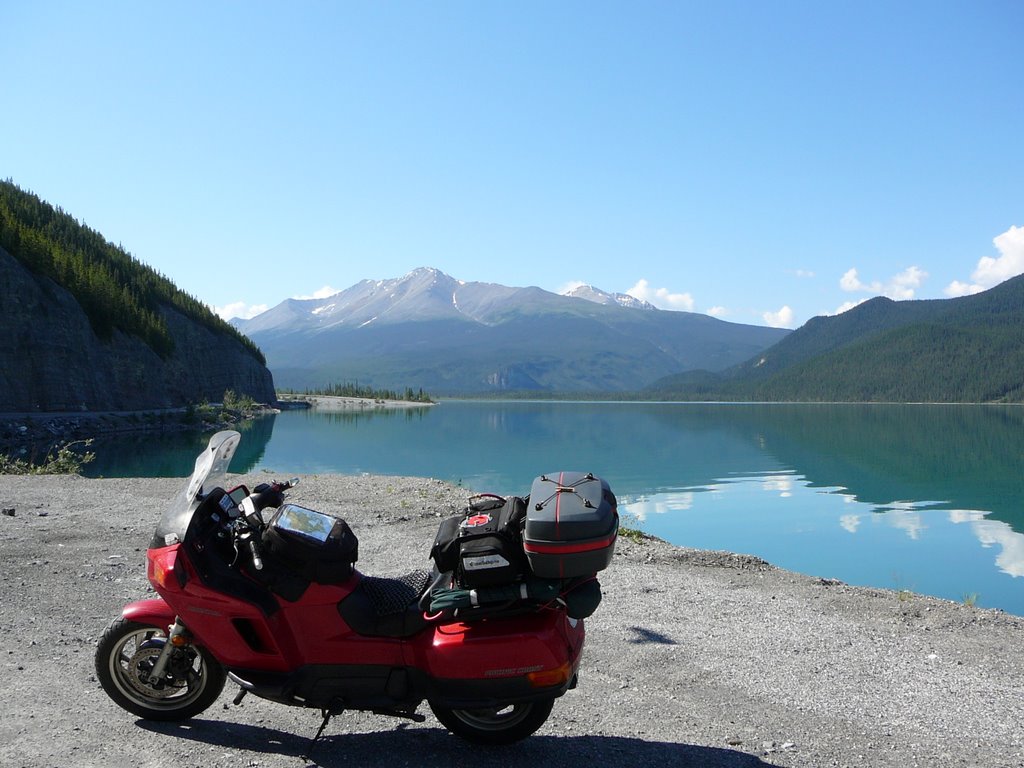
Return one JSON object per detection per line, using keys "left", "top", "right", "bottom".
{"left": 647, "top": 274, "right": 1024, "bottom": 402}
{"left": 0, "top": 183, "right": 275, "bottom": 411}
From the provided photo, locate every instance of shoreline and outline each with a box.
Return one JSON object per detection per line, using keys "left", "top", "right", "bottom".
{"left": 0, "top": 406, "right": 277, "bottom": 454}
{"left": 1, "top": 472, "right": 1022, "bottom": 767}
{"left": 283, "top": 394, "right": 436, "bottom": 410}
{"left": 0, "top": 394, "right": 434, "bottom": 452}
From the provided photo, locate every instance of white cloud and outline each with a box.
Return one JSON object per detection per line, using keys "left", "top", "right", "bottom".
{"left": 293, "top": 285, "right": 341, "bottom": 300}
{"left": 944, "top": 280, "right": 984, "bottom": 298}
{"left": 944, "top": 224, "right": 1024, "bottom": 297}
{"left": 626, "top": 279, "right": 695, "bottom": 311}
{"left": 840, "top": 268, "right": 865, "bottom": 292}
{"left": 794, "top": 269, "right": 815, "bottom": 278}
{"left": 214, "top": 301, "right": 269, "bottom": 321}
{"left": 840, "top": 514, "right": 861, "bottom": 533}
{"left": 947, "top": 508, "right": 1024, "bottom": 578}
{"left": 839, "top": 266, "right": 927, "bottom": 300}
{"left": 559, "top": 280, "right": 587, "bottom": 295}
{"left": 622, "top": 491, "right": 695, "bottom": 522}
{"left": 971, "top": 518, "right": 1024, "bottom": 578}
{"left": 831, "top": 298, "right": 868, "bottom": 316}
{"left": 889, "top": 266, "right": 928, "bottom": 299}
{"left": 948, "top": 509, "right": 985, "bottom": 524}
{"left": 888, "top": 509, "right": 925, "bottom": 540}
{"left": 706, "top": 306, "right": 728, "bottom": 317}
{"left": 763, "top": 305, "right": 794, "bottom": 328}
{"left": 762, "top": 475, "right": 793, "bottom": 497}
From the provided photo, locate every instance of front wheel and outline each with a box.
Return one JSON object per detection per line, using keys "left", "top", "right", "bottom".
{"left": 95, "top": 617, "right": 226, "bottom": 720}
{"left": 428, "top": 698, "right": 555, "bottom": 745}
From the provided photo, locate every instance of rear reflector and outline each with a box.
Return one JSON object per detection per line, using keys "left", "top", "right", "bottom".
{"left": 527, "top": 662, "right": 572, "bottom": 688}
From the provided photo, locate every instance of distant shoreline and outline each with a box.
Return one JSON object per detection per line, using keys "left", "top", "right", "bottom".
{"left": 278, "top": 394, "right": 436, "bottom": 410}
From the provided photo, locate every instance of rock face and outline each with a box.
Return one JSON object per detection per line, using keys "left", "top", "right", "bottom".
{"left": 0, "top": 246, "right": 275, "bottom": 412}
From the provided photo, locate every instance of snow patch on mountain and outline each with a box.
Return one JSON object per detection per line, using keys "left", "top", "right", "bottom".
{"left": 562, "top": 284, "right": 657, "bottom": 310}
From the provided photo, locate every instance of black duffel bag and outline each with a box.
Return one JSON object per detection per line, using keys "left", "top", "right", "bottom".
{"left": 430, "top": 494, "right": 529, "bottom": 588}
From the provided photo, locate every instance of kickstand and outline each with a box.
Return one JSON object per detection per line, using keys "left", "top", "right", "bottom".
{"left": 303, "top": 709, "right": 333, "bottom": 761}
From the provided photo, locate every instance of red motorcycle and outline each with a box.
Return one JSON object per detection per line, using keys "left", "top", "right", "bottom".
{"left": 95, "top": 431, "right": 617, "bottom": 748}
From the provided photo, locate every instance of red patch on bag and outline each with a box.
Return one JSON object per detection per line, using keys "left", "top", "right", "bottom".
{"left": 463, "top": 514, "right": 491, "bottom": 528}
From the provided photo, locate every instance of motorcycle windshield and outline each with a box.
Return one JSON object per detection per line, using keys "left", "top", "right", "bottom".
{"left": 152, "top": 430, "right": 242, "bottom": 547}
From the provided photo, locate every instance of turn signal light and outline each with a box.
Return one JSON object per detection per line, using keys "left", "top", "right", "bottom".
{"left": 150, "top": 553, "right": 183, "bottom": 591}
{"left": 527, "top": 662, "right": 572, "bottom": 688}
{"left": 170, "top": 632, "right": 191, "bottom": 647}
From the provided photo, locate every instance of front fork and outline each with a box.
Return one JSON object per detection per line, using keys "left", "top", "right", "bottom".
{"left": 146, "top": 617, "right": 192, "bottom": 685}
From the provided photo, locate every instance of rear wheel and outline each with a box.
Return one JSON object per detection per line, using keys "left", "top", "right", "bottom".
{"left": 95, "top": 617, "right": 226, "bottom": 720}
{"left": 428, "top": 698, "right": 555, "bottom": 745}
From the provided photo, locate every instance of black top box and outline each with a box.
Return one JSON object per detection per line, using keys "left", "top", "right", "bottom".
{"left": 524, "top": 472, "right": 618, "bottom": 579}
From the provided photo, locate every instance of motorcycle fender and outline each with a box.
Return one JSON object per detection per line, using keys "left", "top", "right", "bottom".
{"left": 122, "top": 597, "right": 176, "bottom": 629}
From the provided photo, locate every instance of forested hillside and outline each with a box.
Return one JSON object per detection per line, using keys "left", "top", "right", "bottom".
{"left": 646, "top": 275, "right": 1024, "bottom": 403}
{"left": 0, "top": 180, "right": 263, "bottom": 363}
{"left": 0, "top": 181, "right": 274, "bottom": 412}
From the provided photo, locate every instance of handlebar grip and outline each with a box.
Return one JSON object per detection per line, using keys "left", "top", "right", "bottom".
{"left": 249, "top": 489, "right": 285, "bottom": 512}
{"left": 248, "top": 537, "right": 264, "bottom": 570}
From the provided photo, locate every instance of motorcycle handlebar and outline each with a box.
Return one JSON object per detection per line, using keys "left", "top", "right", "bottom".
{"left": 234, "top": 478, "right": 301, "bottom": 571}
{"left": 237, "top": 529, "right": 264, "bottom": 571}
{"left": 248, "top": 478, "right": 299, "bottom": 513}
{"left": 248, "top": 536, "right": 264, "bottom": 571}
{"left": 249, "top": 488, "right": 285, "bottom": 512}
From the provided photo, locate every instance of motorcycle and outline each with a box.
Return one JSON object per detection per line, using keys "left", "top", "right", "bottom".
{"left": 95, "top": 430, "right": 617, "bottom": 749}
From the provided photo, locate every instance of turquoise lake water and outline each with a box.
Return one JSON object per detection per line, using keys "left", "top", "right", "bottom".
{"left": 83, "top": 401, "right": 1024, "bottom": 616}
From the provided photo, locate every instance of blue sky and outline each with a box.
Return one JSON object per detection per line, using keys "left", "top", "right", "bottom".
{"left": 3, "top": 1, "right": 1022, "bottom": 328}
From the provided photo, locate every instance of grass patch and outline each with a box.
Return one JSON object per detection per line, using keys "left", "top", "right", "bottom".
{"left": 0, "top": 440, "right": 96, "bottom": 476}
{"left": 618, "top": 510, "right": 647, "bottom": 543}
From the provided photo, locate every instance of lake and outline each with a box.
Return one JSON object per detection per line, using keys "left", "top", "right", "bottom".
{"left": 83, "top": 401, "right": 1024, "bottom": 616}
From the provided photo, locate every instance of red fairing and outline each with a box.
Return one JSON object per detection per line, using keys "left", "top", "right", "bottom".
{"left": 148, "top": 544, "right": 292, "bottom": 670}
{"left": 148, "top": 546, "right": 405, "bottom": 672}
{"left": 270, "top": 581, "right": 405, "bottom": 668}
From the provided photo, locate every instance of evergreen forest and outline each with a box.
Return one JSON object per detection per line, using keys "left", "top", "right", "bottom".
{"left": 279, "top": 381, "right": 434, "bottom": 403}
{"left": 0, "top": 180, "right": 264, "bottom": 364}
{"left": 646, "top": 275, "right": 1024, "bottom": 403}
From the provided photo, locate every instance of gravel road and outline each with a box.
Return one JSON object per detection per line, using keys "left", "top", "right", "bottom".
{"left": 1, "top": 473, "right": 1022, "bottom": 768}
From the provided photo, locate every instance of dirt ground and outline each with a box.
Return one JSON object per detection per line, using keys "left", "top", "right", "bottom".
{"left": 1, "top": 473, "right": 1022, "bottom": 768}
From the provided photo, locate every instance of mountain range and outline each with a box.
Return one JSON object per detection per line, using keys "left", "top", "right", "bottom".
{"left": 646, "top": 273, "right": 1024, "bottom": 402}
{"left": 6, "top": 180, "right": 1020, "bottom": 407}
{"left": 235, "top": 268, "right": 788, "bottom": 393}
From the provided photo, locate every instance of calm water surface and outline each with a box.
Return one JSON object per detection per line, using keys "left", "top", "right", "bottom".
{"left": 85, "top": 402, "right": 1024, "bottom": 616}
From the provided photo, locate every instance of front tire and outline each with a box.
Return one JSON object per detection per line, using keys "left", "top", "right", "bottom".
{"left": 428, "top": 698, "right": 555, "bottom": 745}
{"left": 95, "top": 617, "right": 226, "bottom": 720}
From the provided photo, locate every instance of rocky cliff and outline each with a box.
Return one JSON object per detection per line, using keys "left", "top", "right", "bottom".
{"left": 0, "top": 246, "right": 275, "bottom": 412}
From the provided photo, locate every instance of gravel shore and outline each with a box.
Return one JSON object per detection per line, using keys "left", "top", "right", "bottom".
{"left": 1, "top": 473, "right": 1022, "bottom": 768}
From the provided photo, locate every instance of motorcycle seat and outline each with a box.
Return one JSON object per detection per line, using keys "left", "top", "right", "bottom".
{"left": 337, "top": 569, "right": 433, "bottom": 638}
